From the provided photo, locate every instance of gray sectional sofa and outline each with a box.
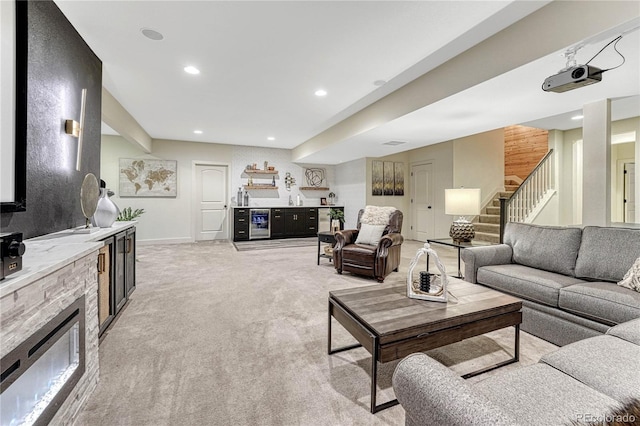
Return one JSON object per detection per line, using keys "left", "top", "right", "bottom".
{"left": 393, "top": 318, "right": 640, "bottom": 426}
{"left": 461, "top": 223, "right": 640, "bottom": 346}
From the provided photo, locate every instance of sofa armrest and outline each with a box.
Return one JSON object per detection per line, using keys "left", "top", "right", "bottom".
{"left": 393, "top": 353, "right": 520, "bottom": 426}
{"left": 378, "top": 233, "right": 403, "bottom": 249}
{"left": 461, "top": 244, "right": 513, "bottom": 283}
{"left": 334, "top": 229, "right": 358, "bottom": 249}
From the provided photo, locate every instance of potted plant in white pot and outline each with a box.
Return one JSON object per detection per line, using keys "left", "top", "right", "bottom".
{"left": 328, "top": 208, "right": 344, "bottom": 233}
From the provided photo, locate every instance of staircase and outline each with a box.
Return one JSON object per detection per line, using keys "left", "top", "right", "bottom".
{"left": 473, "top": 179, "right": 520, "bottom": 244}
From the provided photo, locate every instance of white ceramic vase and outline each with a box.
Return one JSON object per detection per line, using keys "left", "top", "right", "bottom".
{"left": 93, "top": 188, "right": 120, "bottom": 228}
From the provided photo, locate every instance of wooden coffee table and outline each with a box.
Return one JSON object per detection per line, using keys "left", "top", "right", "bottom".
{"left": 328, "top": 278, "right": 522, "bottom": 413}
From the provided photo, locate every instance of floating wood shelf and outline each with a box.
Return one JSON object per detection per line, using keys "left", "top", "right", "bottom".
{"left": 243, "top": 185, "right": 278, "bottom": 190}
{"left": 299, "top": 187, "right": 330, "bottom": 191}
{"left": 244, "top": 169, "right": 278, "bottom": 175}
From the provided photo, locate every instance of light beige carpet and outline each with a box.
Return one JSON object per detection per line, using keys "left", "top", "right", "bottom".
{"left": 75, "top": 240, "right": 557, "bottom": 426}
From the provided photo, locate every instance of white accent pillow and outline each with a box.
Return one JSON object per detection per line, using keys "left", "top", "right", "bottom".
{"left": 355, "top": 223, "right": 387, "bottom": 246}
{"left": 360, "top": 206, "right": 396, "bottom": 226}
{"left": 618, "top": 257, "right": 640, "bottom": 293}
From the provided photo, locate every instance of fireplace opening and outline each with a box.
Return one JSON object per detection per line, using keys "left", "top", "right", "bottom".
{"left": 1, "top": 296, "right": 85, "bottom": 426}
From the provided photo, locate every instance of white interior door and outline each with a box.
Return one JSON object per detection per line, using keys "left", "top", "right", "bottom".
{"left": 411, "top": 163, "right": 434, "bottom": 241}
{"left": 195, "top": 164, "right": 228, "bottom": 241}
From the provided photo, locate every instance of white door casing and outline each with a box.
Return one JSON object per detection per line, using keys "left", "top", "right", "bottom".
{"left": 411, "top": 163, "right": 434, "bottom": 241}
{"left": 195, "top": 164, "right": 228, "bottom": 241}
{"left": 625, "top": 162, "right": 636, "bottom": 223}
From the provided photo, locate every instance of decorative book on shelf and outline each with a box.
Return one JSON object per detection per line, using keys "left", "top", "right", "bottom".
{"left": 299, "top": 187, "right": 330, "bottom": 191}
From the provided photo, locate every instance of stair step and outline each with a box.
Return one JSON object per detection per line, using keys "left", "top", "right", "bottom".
{"left": 474, "top": 223, "right": 500, "bottom": 233}
{"left": 474, "top": 232, "right": 501, "bottom": 244}
{"left": 505, "top": 185, "right": 519, "bottom": 192}
{"left": 478, "top": 214, "right": 500, "bottom": 224}
{"left": 492, "top": 199, "right": 501, "bottom": 207}
{"left": 486, "top": 206, "right": 500, "bottom": 215}
{"left": 499, "top": 191, "right": 514, "bottom": 198}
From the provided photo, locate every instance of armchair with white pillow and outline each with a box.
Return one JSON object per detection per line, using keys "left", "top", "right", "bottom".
{"left": 333, "top": 206, "right": 403, "bottom": 282}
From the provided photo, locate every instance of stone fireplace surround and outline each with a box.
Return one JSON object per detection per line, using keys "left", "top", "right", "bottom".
{"left": 0, "top": 222, "right": 135, "bottom": 424}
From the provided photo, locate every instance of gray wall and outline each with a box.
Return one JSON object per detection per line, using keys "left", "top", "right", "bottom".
{"left": 1, "top": 0, "right": 102, "bottom": 238}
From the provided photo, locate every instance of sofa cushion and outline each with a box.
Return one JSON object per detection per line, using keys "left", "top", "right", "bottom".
{"left": 575, "top": 226, "right": 640, "bottom": 282}
{"left": 558, "top": 282, "right": 640, "bottom": 325}
{"left": 477, "top": 264, "right": 585, "bottom": 307}
{"left": 540, "top": 335, "right": 640, "bottom": 402}
{"left": 474, "top": 363, "right": 618, "bottom": 426}
{"left": 606, "top": 318, "right": 640, "bottom": 345}
{"left": 618, "top": 256, "right": 640, "bottom": 292}
{"left": 503, "top": 222, "right": 582, "bottom": 276}
{"left": 354, "top": 223, "right": 386, "bottom": 246}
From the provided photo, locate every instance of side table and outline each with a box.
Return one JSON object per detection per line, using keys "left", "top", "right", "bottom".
{"left": 426, "top": 238, "right": 492, "bottom": 278}
{"left": 318, "top": 231, "right": 336, "bottom": 265}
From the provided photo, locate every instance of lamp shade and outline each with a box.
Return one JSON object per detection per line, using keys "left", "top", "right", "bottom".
{"left": 445, "top": 188, "right": 481, "bottom": 216}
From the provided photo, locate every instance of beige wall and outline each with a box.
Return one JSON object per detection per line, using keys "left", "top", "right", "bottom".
{"left": 453, "top": 129, "right": 505, "bottom": 208}
{"left": 101, "top": 135, "right": 233, "bottom": 243}
{"left": 553, "top": 116, "right": 638, "bottom": 225}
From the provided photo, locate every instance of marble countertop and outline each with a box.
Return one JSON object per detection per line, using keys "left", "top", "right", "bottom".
{"left": 232, "top": 205, "right": 343, "bottom": 209}
{"left": 0, "top": 221, "right": 136, "bottom": 298}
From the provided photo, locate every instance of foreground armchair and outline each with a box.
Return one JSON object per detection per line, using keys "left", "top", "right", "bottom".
{"left": 333, "top": 207, "right": 403, "bottom": 282}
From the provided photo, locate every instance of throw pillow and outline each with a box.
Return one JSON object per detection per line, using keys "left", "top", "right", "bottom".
{"left": 618, "top": 256, "right": 640, "bottom": 293}
{"left": 360, "top": 205, "right": 396, "bottom": 225}
{"left": 355, "top": 223, "right": 387, "bottom": 246}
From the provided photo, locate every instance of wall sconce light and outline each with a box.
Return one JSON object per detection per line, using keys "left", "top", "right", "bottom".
{"left": 445, "top": 188, "right": 481, "bottom": 243}
{"left": 65, "top": 119, "right": 80, "bottom": 137}
{"left": 64, "top": 89, "right": 87, "bottom": 171}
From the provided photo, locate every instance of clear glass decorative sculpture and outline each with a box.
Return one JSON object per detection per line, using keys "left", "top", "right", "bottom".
{"left": 406, "top": 243, "right": 448, "bottom": 302}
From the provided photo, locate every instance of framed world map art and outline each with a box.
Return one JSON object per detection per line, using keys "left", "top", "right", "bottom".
{"left": 119, "top": 158, "right": 177, "bottom": 197}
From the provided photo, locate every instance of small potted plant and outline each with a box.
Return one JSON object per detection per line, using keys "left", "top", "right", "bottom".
{"left": 328, "top": 208, "right": 344, "bottom": 233}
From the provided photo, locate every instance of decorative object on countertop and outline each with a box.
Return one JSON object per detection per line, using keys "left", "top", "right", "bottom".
{"left": 284, "top": 172, "right": 296, "bottom": 190}
{"left": 328, "top": 192, "right": 336, "bottom": 205}
{"left": 328, "top": 208, "right": 345, "bottom": 233}
{"left": 445, "top": 188, "right": 481, "bottom": 243}
{"left": 76, "top": 173, "right": 100, "bottom": 233}
{"left": 243, "top": 191, "right": 249, "bottom": 206}
{"left": 407, "top": 242, "right": 448, "bottom": 302}
{"left": 237, "top": 187, "right": 243, "bottom": 206}
{"left": 264, "top": 161, "right": 268, "bottom": 170}
{"left": 116, "top": 207, "right": 145, "bottom": 221}
{"left": 289, "top": 195, "right": 294, "bottom": 206}
{"left": 93, "top": 187, "right": 120, "bottom": 228}
{"left": 272, "top": 176, "right": 276, "bottom": 186}
{"left": 296, "top": 194, "right": 302, "bottom": 206}
{"left": 0, "top": 232, "right": 25, "bottom": 280}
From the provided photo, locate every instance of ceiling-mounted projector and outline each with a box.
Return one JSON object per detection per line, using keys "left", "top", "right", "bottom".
{"left": 542, "top": 65, "right": 603, "bottom": 93}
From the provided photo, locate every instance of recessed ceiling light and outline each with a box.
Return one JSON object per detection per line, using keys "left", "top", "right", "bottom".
{"left": 315, "top": 89, "right": 327, "bottom": 97}
{"left": 184, "top": 66, "right": 200, "bottom": 75}
{"left": 373, "top": 80, "right": 386, "bottom": 86}
{"left": 141, "top": 28, "right": 164, "bottom": 41}
{"left": 267, "top": 136, "right": 275, "bottom": 141}
{"left": 193, "top": 130, "right": 203, "bottom": 134}
{"left": 571, "top": 115, "right": 584, "bottom": 120}
{"left": 382, "top": 140, "right": 407, "bottom": 146}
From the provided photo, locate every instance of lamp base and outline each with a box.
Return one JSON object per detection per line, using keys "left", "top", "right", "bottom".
{"left": 449, "top": 220, "right": 475, "bottom": 243}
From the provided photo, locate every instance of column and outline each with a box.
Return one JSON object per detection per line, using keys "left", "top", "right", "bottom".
{"left": 582, "top": 99, "right": 611, "bottom": 226}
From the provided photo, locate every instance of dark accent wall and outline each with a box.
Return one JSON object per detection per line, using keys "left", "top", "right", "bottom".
{"left": 1, "top": 0, "right": 102, "bottom": 238}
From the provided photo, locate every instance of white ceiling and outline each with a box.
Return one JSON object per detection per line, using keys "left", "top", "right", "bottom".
{"left": 55, "top": 1, "right": 639, "bottom": 164}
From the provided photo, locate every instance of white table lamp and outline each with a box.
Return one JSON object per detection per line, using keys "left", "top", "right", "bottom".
{"left": 445, "top": 188, "right": 481, "bottom": 243}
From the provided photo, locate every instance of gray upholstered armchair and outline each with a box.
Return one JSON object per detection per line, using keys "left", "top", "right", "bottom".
{"left": 333, "top": 208, "right": 403, "bottom": 282}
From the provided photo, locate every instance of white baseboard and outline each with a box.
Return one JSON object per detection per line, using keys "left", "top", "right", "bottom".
{"left": 137, "top": 237, "right": 194, "bottom": 246}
